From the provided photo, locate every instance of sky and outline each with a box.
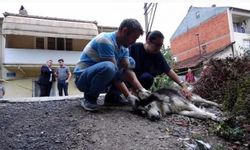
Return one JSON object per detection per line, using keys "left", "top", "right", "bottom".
{"left": 1, "top": 0, "right": 250, "bottom": 46}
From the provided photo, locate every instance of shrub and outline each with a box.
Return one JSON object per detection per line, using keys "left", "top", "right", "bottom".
{"left": 193, "top": 56, "right": 250, "bottom": 141}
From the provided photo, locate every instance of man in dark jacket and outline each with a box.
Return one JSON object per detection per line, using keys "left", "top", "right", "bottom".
{"left": 38, "top": 60, "right": 55, "bottom": 96}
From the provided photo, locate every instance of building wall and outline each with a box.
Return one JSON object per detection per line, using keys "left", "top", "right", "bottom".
{"left": 0, "top": 21, "right": 2, "bottom": 78}
{"left": 171, "top": 11, "right": 232, "bottom": 61}
{"left": 3, "top": 77, "right": 82, "bottom": 98}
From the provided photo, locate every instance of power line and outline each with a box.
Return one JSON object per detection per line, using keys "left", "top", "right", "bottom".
{"left": 144, "top": 3, "right": 158, "bottom": 34}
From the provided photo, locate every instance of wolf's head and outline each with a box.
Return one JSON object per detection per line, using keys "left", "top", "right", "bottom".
{"left": 136, "top": 92, "right": 166, "bottom": 121}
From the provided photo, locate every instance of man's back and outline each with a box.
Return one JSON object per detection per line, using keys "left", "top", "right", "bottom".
{"left": 74, "top": 32, "right": 129, "bottom": 76}
{"left": 129, "top": 43, "right": 170, "bottom": 77}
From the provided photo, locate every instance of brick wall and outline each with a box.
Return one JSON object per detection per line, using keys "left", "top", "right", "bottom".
{"left": 170, "top": 11, "right": 231, "bottom": 61}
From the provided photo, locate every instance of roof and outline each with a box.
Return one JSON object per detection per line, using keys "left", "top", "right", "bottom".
{"left": 174, "top": 42, "right": 235, "bottom": 69}
{"left": 3, "top": 12, "right": 97, "bottom": 24}
{"left": 2, "top": 12, "right": 98, "bottom": 39}
{"left": 98, "top": 25, "right": 118, "bottom": 33}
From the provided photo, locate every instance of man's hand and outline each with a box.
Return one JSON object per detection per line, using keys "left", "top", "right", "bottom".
{"left": 127, "top": 94, "right": 139, "bottom": 109}
{"left": 137, "top": 88, "right": 151, "bottom": 99}
{"left": 181, "top": 86, "right": 193, "bottom": 100}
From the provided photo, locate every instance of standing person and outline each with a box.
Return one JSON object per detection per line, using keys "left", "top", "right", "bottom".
{"left": 0, "top": 79, "right": 6, "bottom": 99}
{"left": 129, "top": 30, "right": 192, "bottom": 97}
{"left": 74, "top": 18, "right": 150, "bottom": 111}
{"left": 38, "top": 60, "right": 55, "bottom": 97}
{"left": 55, "top": 59, "right": 72, "bottom": 96}
{"left": 185, "top": 68, "right": 196, "bottom": 84}
{"left": 19, "top": 5, "right": 28, "bottom": 15}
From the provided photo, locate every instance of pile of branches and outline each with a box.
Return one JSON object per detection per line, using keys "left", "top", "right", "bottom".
{"left": 193, "top": 56, "right": 250, "bottom": 120}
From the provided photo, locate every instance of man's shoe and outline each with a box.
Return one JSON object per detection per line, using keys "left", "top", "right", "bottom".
{"left": 80, "top": 99, "right": 100, "bottom": 111}
{"left": 104, "top": 92, "right": 128, "bottom": 106}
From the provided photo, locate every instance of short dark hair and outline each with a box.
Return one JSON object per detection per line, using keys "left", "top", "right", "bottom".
{"left": 118, "top": 18, "right": 143, "bottom": 35}
{"left": 146, "top": 30, "right": 164, "bottom": 41}
{"left": 58, "top": 59, "right": 64, "bottom": 62}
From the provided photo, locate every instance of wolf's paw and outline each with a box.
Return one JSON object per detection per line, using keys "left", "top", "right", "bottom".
{"left": 211, "top": 115, "right": 225, "bottom": 122}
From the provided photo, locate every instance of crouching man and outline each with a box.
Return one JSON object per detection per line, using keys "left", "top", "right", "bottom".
{"left": 74, "top": 18, "right": 150, "bottom": 111}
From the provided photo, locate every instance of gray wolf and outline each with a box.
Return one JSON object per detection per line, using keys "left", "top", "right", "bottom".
{"left": 136, "top": 88, "right": 221, "bottom": 121}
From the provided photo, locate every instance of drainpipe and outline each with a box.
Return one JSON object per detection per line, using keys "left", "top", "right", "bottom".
{"left": 196, "top": 33, "right": 202, "bottom": 56}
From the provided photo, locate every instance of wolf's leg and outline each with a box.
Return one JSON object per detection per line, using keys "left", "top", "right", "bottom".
{"left": 179, "top": 102, "right": 220, "bottom": 121}
{"left": 178, "top": 110, "right": 218, "bottom": 121}
{"left": 191, "top": 95, "right": 220, "bottom": 107}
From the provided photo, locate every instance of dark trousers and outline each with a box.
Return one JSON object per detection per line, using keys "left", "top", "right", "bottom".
{"left": 138, "top": 72, "right": 154, "bottom": 90}
{"left": 57, "top": 80, "right": 68, "bottom": 96}
{"left": 39, "top": 82, "right": 52, "bottom": 97}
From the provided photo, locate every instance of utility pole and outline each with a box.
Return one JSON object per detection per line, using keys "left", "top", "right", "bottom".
{"left": 144, "top": 3, "right": 158, "bottom": 35}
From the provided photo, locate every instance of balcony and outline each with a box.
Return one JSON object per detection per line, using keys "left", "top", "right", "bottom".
{"left": 3, "top": 48, "right": 81, "bottom": 67}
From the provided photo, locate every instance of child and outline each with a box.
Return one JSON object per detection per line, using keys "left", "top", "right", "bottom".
{"left": 0, "top": 79, "right": 6, "bottom": 99}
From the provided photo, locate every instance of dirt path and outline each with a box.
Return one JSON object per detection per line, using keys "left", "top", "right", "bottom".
{"left": 0, "top": 99, "right": 247, "bottom": 150}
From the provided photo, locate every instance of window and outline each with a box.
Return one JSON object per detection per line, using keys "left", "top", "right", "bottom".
{"left": 243, "top": 40, "right": 250, "bottom": 48}
{"left": 36, "top": 37, "right": 44, "bottom": 49}
{"left": 48, "top": 37, "right": 56, "bottom": 50}
{"left": 6, "top": 72, "right": 16, "bottom": 77}
{"left": 233, "top": 22, "right": 246, "bottom": 33}
{"left": 66, "top": 39, "right": 72, "bottom": 51}
{"left": 196, "top": 11, "right": 200, "bottom": 19}
{"left": 36, "top": 37, "right": 73, "bottom": 50}
{"left": 57, "top": 38, "right": 64, "bottom": 50}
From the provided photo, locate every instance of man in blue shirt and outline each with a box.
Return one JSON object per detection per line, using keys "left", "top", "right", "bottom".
{"left": 74, "top": 19, "right": 150, "bottom": 111}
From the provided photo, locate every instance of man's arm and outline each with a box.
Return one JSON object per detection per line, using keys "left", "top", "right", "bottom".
{"left": 100, "top": 57, "right": 116, "bottom": 65}
{"left": 166, "top": 69, "right": 192, "bottom": 98}
{"left": 54, "top": 68, "right": 58, "bottom": 77}
{"left": 113, "top": 81, "right": 130, "bottom": 98}
{"left": 66, "top": 68, "right": 72, "bottom": 83}
{"left": 167, "top": 69, "right": 184, "bottom": 87}
{"left": 119, "top": 58, "right": 129, "bottom": 69}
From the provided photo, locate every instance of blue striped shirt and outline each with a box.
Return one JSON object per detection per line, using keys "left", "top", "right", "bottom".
{"left": 74, "top": 32, "right": 129, "bottom": 76}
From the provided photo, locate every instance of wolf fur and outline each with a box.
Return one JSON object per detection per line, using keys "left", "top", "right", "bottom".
{"left": 136, "top": 88, "right": 221, "bottom": 121}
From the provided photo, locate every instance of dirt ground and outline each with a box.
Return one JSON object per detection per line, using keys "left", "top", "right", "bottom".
{"left": 0, "top": 99, "right": 248, "bottom": 150}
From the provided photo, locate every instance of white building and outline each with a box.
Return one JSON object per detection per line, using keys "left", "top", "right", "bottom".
{"left": 0, "top": 12, "right": 117, "bottom": 97}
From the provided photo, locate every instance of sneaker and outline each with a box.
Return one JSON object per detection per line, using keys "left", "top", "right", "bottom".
{"left": 104, "top": 92, "right": 128, "bottom": 106}
{"left": 80, "top": 99, "right": 100, "bottom": 111}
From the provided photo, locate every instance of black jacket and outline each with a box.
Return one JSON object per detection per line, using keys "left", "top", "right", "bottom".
{"left": 38, "top": 65, "right": 55, "bottom": 85}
